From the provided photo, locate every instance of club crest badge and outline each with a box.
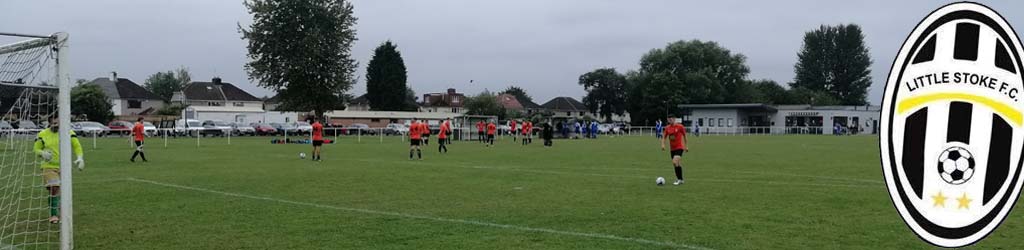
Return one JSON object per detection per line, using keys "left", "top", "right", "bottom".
{"left": 880, "top": 2, "right": 1024, "bottom": 247}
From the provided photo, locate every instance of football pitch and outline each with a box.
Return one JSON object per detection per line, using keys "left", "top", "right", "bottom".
{"left": 68, "top": 135, "right": 1024, "bottom": 249}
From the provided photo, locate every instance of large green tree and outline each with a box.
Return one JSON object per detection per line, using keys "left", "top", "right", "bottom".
{"left": 625, "top": 40, "right": 751, "bottom": 125}
{"left": 365, "top": 40, "right": 410, "bottom": 111}
{"left": 464, "top": 91, "right": 506, "bottom": 119}
{"left": 240, "top": 0, "right": 358, "bottom": 117}
{"left": 144, "top": 67, "right": 190, "bottom": 102}
{"left": 792, "top": 24, "right": 872, "bottom": 105}
{"left": 500, "top": 86, "right": 532, "bottom": 104}
{"left": 579, "top": 68, "right": 628, "bottom": 122}
{"left": 71, "top": 84, "right": 114, "bottom": 124}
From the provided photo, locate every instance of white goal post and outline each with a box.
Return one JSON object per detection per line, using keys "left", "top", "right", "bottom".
{"left": 0, "top": 32, "right": 71, "bottom": 250}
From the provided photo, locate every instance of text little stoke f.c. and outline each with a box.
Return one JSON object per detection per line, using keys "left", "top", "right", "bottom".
{"left": 905, "top": 71, "right": 1020, "bottom": 100}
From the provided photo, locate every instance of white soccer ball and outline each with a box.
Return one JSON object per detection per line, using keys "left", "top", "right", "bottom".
{"left": 656, "top": 177, "right": 665, "bottom": 186}
{"left": 937, "top": 146, "right": 975, "bottom": 185}
{"left": 299, "top": 153, "right": 307, "bottom": 159}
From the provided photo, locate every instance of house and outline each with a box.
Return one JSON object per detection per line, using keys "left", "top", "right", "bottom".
{"left": 172, "top": 77, "right": 266, "bottom": 123}
{"left": 420, "top": 88, "right": 466, "bottom": 113}
{"left": 678, "top": 103, "right": 881, "bottom": 134}
{"left": 346, "top": 94, "right": 371, "bottom": 111}
{"left": 86, "top": 72, "right": 165, "bottom": 117}
{"left": 541, "top": 97, "right": 592, "bottom": 119}
{"left": 498, "top": 94, "right": 543, "bottom": 116}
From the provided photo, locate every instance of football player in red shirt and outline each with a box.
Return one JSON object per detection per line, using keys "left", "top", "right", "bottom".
{"left": 660, "top": 115, "right": 689, "bottom": 185}
{"left": 130, "top": 117, "right": 147, "bottom": 162}
{"left": 409, "top": 119, "right": 423, "bottom": 160}
{"left": 311, "top": 118, "right": 324, "bottom": 161}
{"left": 486, "top": 120, "right": 497, "bottom": 147}
{"left": 510, "top": 119, "right": 518, "bottom": 142}
{"left": 438, "top": 118, "right": 450, "bottom": 153}
{"left": 476, "top": 121, "right": 485, "bottom": 143}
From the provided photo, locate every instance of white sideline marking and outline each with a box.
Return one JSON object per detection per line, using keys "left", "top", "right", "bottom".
{"left": 356, "top": 159, "right": 881, "bottom": 189}
{"left": 126, "top": 178, "right": 710, "bottom": 250}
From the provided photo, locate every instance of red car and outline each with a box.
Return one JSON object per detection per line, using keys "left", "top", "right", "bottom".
{"left": 251, "top": 123, "right": 279, "bottom": 136}
{"left": 107, "top": 120, "right": 133, "bottom": 135}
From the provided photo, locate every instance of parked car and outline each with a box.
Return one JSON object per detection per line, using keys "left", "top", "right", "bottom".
{"left": 346, "top": 123, "right": 376, "bottom": 135}
{"left": 142, "top": 121, "right": 157, "bottom": 136}
{"left": 72, "top": 121, "right": 110, "bottom": 137}
{"left": 200, "top": 123, "right": 225, "bottom": 137}
{"left": 324, "top": 123, "right": 345, "bottom": 136}
{"left": 294, "top": 121, "right": 313, "bottom": 134}
{"left": 384, "top": 123, "right": 408, "bottom": 135}
{"left": 251, "top": 123, "right": 278, "bottom": 136}
{"left": 202, "top": 120, "right": 233, "bottom": 136}
{"left": 270, "top": 122, "right": 299, "bottom": 135}
{"left": 107, "top": 120, "right": 132, "bottom": 135}
{"left": 231, "top": 122, "right": 256, "bottom": 136}
{"left": 0, "top": 121, "right": 12, "bottom": 130}
{"left": 174, "top": 119, "right": 206, "bottom": 137}
{"left": 16, "top": 120, "right": 39, "bottom": 130}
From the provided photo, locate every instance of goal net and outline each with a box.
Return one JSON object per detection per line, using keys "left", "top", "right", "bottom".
{"left": 0, "top": 32, "right": 71, "bottom": 250}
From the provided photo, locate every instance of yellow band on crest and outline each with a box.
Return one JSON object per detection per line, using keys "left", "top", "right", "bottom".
{"left": 897, "top": 92, "right": 1022, "bottom": 127}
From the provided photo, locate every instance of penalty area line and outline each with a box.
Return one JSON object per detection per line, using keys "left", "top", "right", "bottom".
{"left": 125, "top": 177, "right": 711, "bottom": 250}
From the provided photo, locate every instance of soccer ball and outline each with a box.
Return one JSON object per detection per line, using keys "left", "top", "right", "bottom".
{"left": 937, "top": 146, "right": 975, "bottom": 185}
{"left": 299, "top": 153, "right": 307, "bottom": 159}
{"left": 656, "top": 177, "right": 665, "bottom": 186}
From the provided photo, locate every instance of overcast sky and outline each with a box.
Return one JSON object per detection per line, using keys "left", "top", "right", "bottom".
{"left": 2, "top": 0, "right": 1022, "bottom": 105}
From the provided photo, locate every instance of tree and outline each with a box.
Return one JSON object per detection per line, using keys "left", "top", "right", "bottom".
{"left": 625, "top": 40, "right": 750, "bottom": 125}
{"left": 241, "top": 0, "right": 358, "bottom": 118}
{"left": 365, "top": 40, "right": 410, "bottom": 111}
{"left": 749, "top": 79, "right": 789, "bottom": 104}
{"left": 403, "top": 86, "right": 419, "bottom": 111}
{"left": 75, "top": 78, "right": 88, "bottom": 86}
{"left": 144, "top": 67, "right": 189, "bottom": 102}
{"left": 579, "top": 68, "right": 628, "bottom": 122}
{"left": 500, "top": 86, "right": 532, "bottom": 104}
{"left": 792, "top": 24, "right": 873, "bottom": 105}
{"left": 464, "top": 91, "right": 505, "bottom": 119}
{"left": 71, "top": 84, "right": 114, "bottom": 124}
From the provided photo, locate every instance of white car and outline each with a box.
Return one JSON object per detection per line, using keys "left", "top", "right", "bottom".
{"left": 73, "top": 121, "right": 110, "bottom": 136}
{"left": 143, "top": 121, "right": 157, "bottom": 136}
{"left": 231, "top": 122, "right": 256, "bottom": 136}
{"left": 203, "top": 120, "right": 234, "bottom": 135}
{"left": 174, "top": 119, "right": 205, "bottom": 136}
{"left": 385, "top": 123, "right": 408, "bottom": 135}
{"left": 294, "top": 121, "right": 313, "bottom": 134}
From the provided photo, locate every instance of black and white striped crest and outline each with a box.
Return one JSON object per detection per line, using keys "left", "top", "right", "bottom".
{"left": 881, "top": 2, "right": 1024, "bottom": 247}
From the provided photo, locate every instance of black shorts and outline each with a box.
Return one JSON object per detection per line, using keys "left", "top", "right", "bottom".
{"left": 487, "top": 134, "right": 495, "bottom": 140}
{"left": 670, "top": 149, "right": 684, "bottom": 159}
{"left": 134, "top": 141, "right": 143, "bottom": 147}
{"left": 313, "top": 140, "right": 323, "bottom": 146}
{"left": 411, "top": 139, "right": 421, "bottom": 146}
{"left": 423, "top": 134, "right": 430, "bottom": 138}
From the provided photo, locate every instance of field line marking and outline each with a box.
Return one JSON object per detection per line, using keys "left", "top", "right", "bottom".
{"left": 74, "top": 177, "right": 129, "bottom": 184}
{"left": 354, "top": 159, "right": 881, "bottom": 189}
{"left": 125, "top": 178, "right": 710, "bottom": 250}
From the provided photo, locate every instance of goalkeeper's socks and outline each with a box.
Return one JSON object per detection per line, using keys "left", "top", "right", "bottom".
{"left": 49, "top": 196, "right": 59, "bottom": 217}
{"left": 409, "top": 150, "right": 414, "bottom": 159}
{"left": 131, "top": 151, "right": 139, "bottom": 162}
{"left": 140, "top": 152, "right": 147, "bottom": 162}
{"left": 674, "top": 166, "right": 683, "bottom": 180}
{"left": 417, "top": 149, "right": 422, "bottom": 159}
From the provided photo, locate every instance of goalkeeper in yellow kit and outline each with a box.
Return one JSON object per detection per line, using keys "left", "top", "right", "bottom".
{"left": 33, "top": 115, "right": 85, "bottom": 224}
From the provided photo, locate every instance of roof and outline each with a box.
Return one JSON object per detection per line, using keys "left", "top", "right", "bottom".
{"left": 182, "top": 80, "right": 261, "bottom": 102}
{"left": 515, "top": 96, "right": 541, "bottom": 109}
{"left": 349, "top": 94, "right": 369, "bottom": 105}
{"left": 541, "top": 97, "right": 586, "bottom": 111}
{"left": 678, "top": 103, "right": 777, "bottom": 112}
{"left": 325, "top": 110, "right": 462, "bottom": 120}
{"left": 496, "top": 94, "right": 523, "bottom": 110}
{"left": 186, "top": 105, "right": 265, "bottom": 113}
{"left": 86, "top": 77, "right": 163, "bottom": 100}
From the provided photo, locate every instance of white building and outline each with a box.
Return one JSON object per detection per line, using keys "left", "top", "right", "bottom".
{"left": 679, "top": 103, "right": 880, "bottom": 134}
{"left": 172, "top": 77, "right": 266, "bottom": 124}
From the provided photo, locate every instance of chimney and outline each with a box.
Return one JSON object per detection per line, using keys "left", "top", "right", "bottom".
{"left": 110, "top": 71, "right": 118, "bottom": 81}
{"left": 447, "top": 88, "right": 456, "bottom": 95}
{"left": 212, "top": 77, "right": 222, "bottom": 85}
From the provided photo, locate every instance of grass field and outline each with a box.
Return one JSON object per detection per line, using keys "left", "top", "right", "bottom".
{"left": 48, "top": 134, "right": 1024, "bottom": 249}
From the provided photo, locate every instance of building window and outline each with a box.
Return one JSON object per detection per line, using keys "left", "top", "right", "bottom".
{"left": 727, "top": 118, "right": 734, "bottom": 127}
{"left": 718, "top": 118, "right": 724, "bottom": 127}
{"left": 127, "top": 100, "right": 142, "bottom": 109}
{"left": 233, "top": 102, "right": 244, "bottom": 107}
{"left": 708, "top": 118, "right": 714, "bottom": 127}
{"left": 566, "top": 112, "right": 571, "bottom": 116}
{"left": 579, "top": 112, "right": 585, "bottom": 116}
{"left": 208, "top": 102, "right": 223, "bottom": 106}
